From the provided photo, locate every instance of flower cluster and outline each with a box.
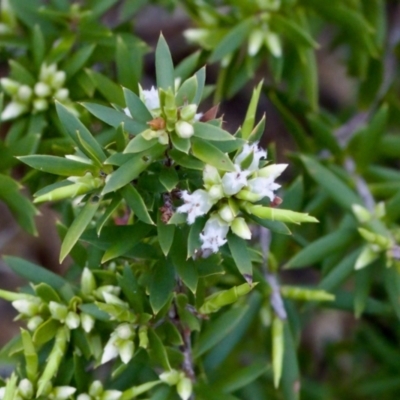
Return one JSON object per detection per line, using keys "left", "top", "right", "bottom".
{"left": 177, "top": 142, "right": 287, "bottom": 253}
{"left": 125, "top": 85, "right": 201, "bottom": 145}
{"left": 1, "top": 63, "right": 69, "bottom": 121}
{"left": 0, "top": 378, "right": 76, "bottom": 400}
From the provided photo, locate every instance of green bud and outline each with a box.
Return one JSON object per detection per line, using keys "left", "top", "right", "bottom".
{"left": 49, "top": 301, "right": 68, "bottom": 322}
{"left": 280, "top": 286, "right": 334, "bottom": 302}
{"left": 175, "top": 120, "right": 194, "bottom": 139}
{"left": 218, "top": 204, "right": 236, "bottom": 223}
{"left": 177, "top": 376, "right": 192, "bottom": 400}
{"left": 118, "top": 339, "right": 134, "bottom": 364}
{"left": 358, "top": 228, "right": 391, "bottom": 249}
{"left": 139, "top": 326, "right": 149, "bottom": 349}
{"left": 89, "top": 380, "right": 103, "bottom": 397}
{"left": 245, "top": 204, "right": 318, "bottom": 224}
{"left": 355, "top": 245, "right": 379, "bottom": 270}
{"left": 66, "top": 311, "right": 80, "bottom": 330}
{"left": 0, "top": 78, "right": 20, "bottom": 95}
{"left": 33, "top": 98, "right": 48, "bottom": 112}
{"left": 236, "top": 189, "right": 263, "bottom": 202}
{"left": 54, "top": 88, "right": 69, "bottom": 101}
{"left": 17, "top": 85, "right": 33, "bottom": 103}
{"left": 12, "top": 298, "right": 41, "bottom": 317}
{"left": 77, "top": 394, "right": 91, "bottom": 400}
{"left": 34, "top": 82, "right": 51, "bottom": 98}
{"left": 80, "top": 313, "right": 95, "bottom": 333}
{"left": 199, "top": 282, "right": 256, "bottom": 314}
{"left": 374, "top": 202, "right": 386, "bottom": 219}
{"left": 50, "top": 70, "right": 66, "bottom": 89}
{"left": 159, "top": 369, "right": 182, "bottom": 386}
{"left": 81, "top": 267, "right": 96, "bottom": 296}
{"left": 27, "top": 316, "right": 44, "bottom": 331}
{"left": 50, "top": 386, "right": 76, "bottom": 399}
{"left": 102, "top": 389, "right": 123, "bottom": 400}
{"left": 180, "top": 104, "right": 197, "bottom": 121}
{"left": 116, "top": 323, "right": 134, "bottom": 340}
{"left": 265, "top": 31, "right": 282, "bottom": 57}
{"left": 18, "top": 378, "right": 33, "bottom": 399}
{"left": 272, "top": 316, "right": 284, "bottom": 388}
{"left": 352, "top": 204, "right": 371, "bottom": 223}
{"left": 231, "top": 217, "right": 252, "bottom": 240}
{"left": 248, "top": 28, "right": 264, "bottom": 56}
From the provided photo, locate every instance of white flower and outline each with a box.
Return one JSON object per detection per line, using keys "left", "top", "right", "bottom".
{"left": 50, "top": 386, "right": 76, "bottom": 400}
{"left": 234, "top": 142, "right": 266, "bottom": 172}
{"left": 177, "top": 189, "right": 214, "bottom": 224}
{"left": 221, "top": 166, "right": 250, "bottom": 196}
{"left": 247, "top": 177, "right": 281, "bottom": 201}
{"left": 200, "top": 215, "right": 229, "bottom": 253}
{"left": 141, "top": 86, "right": 160, "bottom": 112}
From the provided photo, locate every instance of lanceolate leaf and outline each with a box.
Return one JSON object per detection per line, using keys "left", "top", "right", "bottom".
{"left": 155, "top": 35, "right": 175, "bottom": 92}
{"left": 60, "top": 197, "right": 101, "bottom": 262}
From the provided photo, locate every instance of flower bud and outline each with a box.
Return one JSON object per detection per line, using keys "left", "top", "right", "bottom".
{"left": 54, "top": 88, "right": 69, "bottom": 101}
{"left": 39, "top": 63, "right": 57, "bottom": 81}
{"left": 77, "top": 395, "right": 91, "bottom": 400}
{"left": 102, "top": 389, "right": 123, "bottom": 400}
{"left": 34, "top": 82, "right": 51, "bottom": 97}
{"left": 102, "top": 292, "right": 126, "bottom": 306}
{"left": 355, "top": 245, "right": 379, "bottom": 270}
{"left": 207, "top": 184, "right": 224, "bottom": 201}
{"left": 180, "top": 104, "right": 197, "bottom": 121}
{"left": 116, "top": 323, "right": 134, "bottom": 340}
{"left": 12, "top": 298, "right": 40, "bottom": 317}
{"left": 175, "top": 120, "right": 194, "bottom": 139}
{"left": 81, "top": 267, "right": 96, "bottom": 296}
{"left": 218, "top": 204, "right": 235, "bottom": 223}
{"left": 118, "top": 339, "right": 134, "bottom": 364}
{"left": 358, "top": 228, "right": 391, "bottom": 249}
{"left": 51, "top": 386, "right": 76, "bottom": 399}
{"left": 265, "top": 31, "right": 282, "bottom": 58}
{"left": 27, "top": 316, "right": 44, "bottom": 331}
{"left": 51, "top": 70, "right": 66, "bottom": 89}
{"left": 89, "top": 381, "right": 103, "bottom": 397}
{"left": 352, "top": 204, "right": 371, "bottom": 223}
{"left": 0, "top": 78, "right": 20, "bottom": 95}
{"left": 177, "top": 376, "right": 192, "bottom": 400}
{"left": 203, "top": 165, "right": 221, "bottom": 186}
{"left": 258, "top": 164, "right": 287, "bottom": 179}
{"left": 18, "top": 378, "right": 34, "bottom": 398}
{"left": 138, "top": 326, "right": 149, "bottom": 349}
{"left": 49, "top": 301, "right": 68, "bottom": 322}
{"left": 159, "top": 369, "right": 182, "bottom": 386}
{"left": 1, "top": 101, "right": 28, "bottom": 120}
{"left": 66, "top": 311, "right": 80, "bottom": 330}
{"left": 80, "top": 313, "right": 95, "bottom": 333}
{"left": 231, "top": 217, "right": 252, "bottom": 240}
{"left": 248, "top": 28, "right": 264, "bottom": 56}
{"left": 33, "top": 98, "right": 48, "bottom": 112}
{"left": 17, "top": 85, "right": 33, "bottom": 102}
{"left": 158, "top": 131, "right": 169, "bottom": 145}
{"left": 142, "top": 128, "right": 159, "bottom": 141}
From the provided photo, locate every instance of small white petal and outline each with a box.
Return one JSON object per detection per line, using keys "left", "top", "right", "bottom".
{"left": 101, "top": 336, "right": 119, "bottom": 364}
{"left": 1, "top": 101, "right": 28, "bottom": 120}
{"left": 34, "top": 82, "right": 51, "bottom": 97}
{"left": 177, "top": 189, "right": 214, "bottom": 224}
{"left": 200, "top": 216, "right": 229, "bottom": 253}
{"left": 221, "top": 167, "right": 249, "bottom": 196}
{"left": 102, "top": 390, "right": 123, "bottom": 400}
{"left": 247, "top": 177, "right": 280, "bottom": 201}
{"left": 51, "top": 386, "right": 77, "bottom": 399}
{"left": 141, "top": 86, "right": 160, "bottom": 111}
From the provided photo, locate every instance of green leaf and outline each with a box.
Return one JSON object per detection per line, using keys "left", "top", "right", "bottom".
{"left": 102, "top": 154, "right": 150, "bottom": 195}
{"left": 169, "top": 149, "right": 204, "bottom": 170}
{"left": 9, "top": 60, "right": 35, "bottom": 86}
{"left": 35, "top": 283, "right": 61, "bottom": 303}
{"left": 0, "top": 174, "right": 38, "bottom": 235}
{"left": 357, "top": 104, "right": 388, "bottom": 171}
{"left": 155, "top": 34, "right": 175, "bottom": 92}
{"left": 19, "top": 155, "right": 97, "bottom": 176}
{"left": 209, "top": 18, "right": 253, "bottom": 63}
{"left": 63, "top": 44, "right": 95, "bottom": 79}
{"left": 149, "top": 259, "right": 175, "bottom": 314}
{"left": 96, "top": 195, "right": 122, "bottom": 235}
{"left": 354, "top": 265, "right": 373, "bottom": 317}
{"left": 3, "top": 256, "right": 67, "bottom": 289}
{"left": 193, "top": 67, "right": 206, "bottom": 105}
{"left": 148, "top": 328, "right": 171, "bottom": 370}
{"left": 241, "top": 81, "right": 263, "bottom": 140}
{"left": 124, "top": 135, "right": 157, "bottom": 154}
{"left": 159, "top": 167, "right": 179, "bottom": 192}
{"left": 170, "top": 131, "right": 191, "bottom": 154}
{"left": 56, "top": 102, "right": 106, "bottom": 163}
{"left": 117, "top": 266, "right": 144, "bottom": 313}
{"left": 300, "top": 155, "right": 362, "bottom": 210}
{"left": 271, "top": 15, "right": 318, "bottom": 48}
{"left": 32, "top": 318, "right": 60, "bottom": 347}
{"left": 176, "top": 75, "right": 198, "bottom": 106}
{"left": 248, "top": 214, "right": 291, "bottom": 235}
{"left": 227, "top": 232, "right": 253, "bottom": 281}
{"left": 191, "top": 137, "right": 235, "bottom": 172}
{"left": 157, "top": 212, "right": 175, "bottom": 257}
{"left": 81, "top": 102, "right": 148, "bottom": 135}
{"left": 123, "top": 87, "right": 153, "bottom": 123}
{"left": 120, "top": 184, "right": 154, "bottom": 225}
{"left": 86, "top": 69, "right": 125, "bottom": 106}
{"left": 286, "top": 228, "right": 357, "bottom": 269}
{"left": 193, "top": 121, "right": 235, "bottom": 141}
{"left": 79, "top": 303, "right": 110, "bottom": 321}
{"left": 21, "top": 329, "right": 38, "bottom": 383}
{"left": 116, "top": 35, "right": 140, "bottom": 92}
{"left": 60, "top": 197, "right": 101, "bottom": 262}
{"left": 32, "top": 24, "right": 46, "bottom": 69}
{"left": 194, "top": 305, "right": 248, "bottom": 358}
{"left": 384, "top": 266, "right": 400, "bottom": 321}
{"left": 100, "top": 222, "right": 153, "bottom": 263}
{"left": 272, "top": 316, "right": 284, "bottom": 388}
